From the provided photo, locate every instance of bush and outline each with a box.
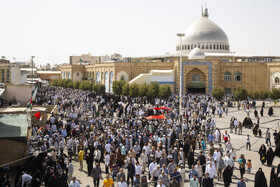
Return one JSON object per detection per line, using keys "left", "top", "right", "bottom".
{"left": 259, "top": 90, "right": 270, "bottom": 100}
{"left": 234, "top": 86, "right": 248, "bottom": 101}
{"left": 270, "top": 88, "right": 280, "bottom": 100}
{"left": 112, "top": 81, "right": 125, "bottom": 95}
{"left": 212, "top": 86, "right": 225, "bottom": 100}
{"left": 147, "top": 82, "right": 160, "bottom": 99}
{"left": 129, "top": 84, "right": 139, "bottom": 97}
{"left": 159, "top": 85, "right": 172, "bottom": 98}
{"left": 122, "top": 83, "right": 130, "bottom": 96}
{"left": 51, "top": 79, "right": 59, "bottom": 86}
{"left": 67, "top": 81, "right": 74, "bottom": 88}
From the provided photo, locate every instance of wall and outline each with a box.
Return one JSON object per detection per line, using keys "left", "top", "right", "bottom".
{"left": 3, "top": 85, "right": 33, "bottom": 103}
{"left": 0, "top": 139, "right": 27, "bottom": 167}
{"left": 11, "top": 66, "right": 21, "bottom": 85}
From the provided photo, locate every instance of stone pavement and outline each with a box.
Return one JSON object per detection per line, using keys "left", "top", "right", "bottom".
{"left": 72, "top": 101, "right": 280, "bottom": 187}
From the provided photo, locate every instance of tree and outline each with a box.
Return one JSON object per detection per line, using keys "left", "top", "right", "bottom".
{"left": 159, "top": 85, "right": 172, "bottom": 98}
{"left": 67, "top": 81, "right": 74, "bottom": 88}
{"left": 129, "top": 84, "right": 139, "bottom": 97}
{"left": 73, "top": 81, "right": 81, "bottom": 89}
{"left": 92, "top": 84, "right": 99, "bottom": 93}
{"left": 147, "top": 82, "right": 160, "bottom": 99}
{"left": 259, "top": 90, "right": 270, "bottom": 100}
{"left": 212, "top": 86, "right": 225, "bottom": 100}
{"left": 51, "top": 79, "right": 59, "bottom": 86}
{"left": 79, "top": 81, "right": 92, "bottom": 90}
{"left": 98, "top": 84, "right": 105, "bottom": 94}
{"left": 138, "top": 83, "right": 148, "bottom": 97}
{"left": 112, "top": 81, "right": 125, "bottom": 95}
{"left": 270, "top": 88, "right": 280, "bottom": 100}
{"left": 122, "top": 83, "right": 130, "bottom": 96}
{"left": 234, "top": 86, "right": 248, "bottom": 101}
{"left": 249, "top": 91, "right": 260, "bottom": 100}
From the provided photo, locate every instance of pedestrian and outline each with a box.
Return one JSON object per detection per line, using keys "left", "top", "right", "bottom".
{"left": 258, "top": 144, "right": 267, "bottom": 165}
{"left": 189, "top": 174, "right": 199, "bottom": 187}
{"left": 69, "top": 177, "right": 80, "bottom": 187}
{"left": 92, "top": 163, "right": 102, "bottom": 187}
{"left": 238, "top": 154, "right": 246, "bottom": 178}
{"left": 254, "top": 168, "right": 268, "bottom": 187}
{"left": 222, "top": 166, "right": 232, "bottom": 187}
{"left": 202, "top": 173, "right": 213, "bottom": 187}
{"left": 237, "top": 177, "right": 246, "bottom": 187}
{"left": 246, "top": 159, "right": 252, "bottom": 173}
{"left": 265, "top": 128, "right": 271, "bottom": 146}
{"left": 103, "top": 174, "right": 114, "bottom": 187}
{"left": 117, "top": 177, "right": 127, "bottom": 187}
{"left": 78, "top": 149, "right": 85, "bottom": 171}
{"left": 246, "top": 134, "right": 251, "bottom": 150}
{"left": 266, "top": 147, "right": 275, "bottom": 166}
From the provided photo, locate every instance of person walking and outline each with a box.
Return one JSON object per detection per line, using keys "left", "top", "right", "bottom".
{"left": 92, "top": 163, "right": 102, "bottom": 187}
{"left": 223, "top": 166, "right": 232, "bottom": 187}
{"left": 237, "top": 177, "right": 246, "bottom": 187}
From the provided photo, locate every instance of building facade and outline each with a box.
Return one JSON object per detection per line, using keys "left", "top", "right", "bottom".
{"left": 61, "top": 8, "right": 280, "bottom": 94}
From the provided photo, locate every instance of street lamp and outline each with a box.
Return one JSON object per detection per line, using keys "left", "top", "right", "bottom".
{"left": 31, "top": 56, "right": 35, "bottom": 98}
{"left": 176, "top": 33, "right": 185, "bottom": 115}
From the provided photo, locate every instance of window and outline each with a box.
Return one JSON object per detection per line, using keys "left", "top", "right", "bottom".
{"left": 6, "top": 69, "right": 9, "bottom": 83}
{"left": 96, "top": 71, "right": 101, "bottom": 83}
{"left": 202, "top": 44, "right": 204, "bottom": 49}
{"left": 224, "top": 72, "right": 231, "bottom": 81}
{"left": 234, "top": 72, "right": 242, "bottom": 82}
{"left": 210, "top": 44, "right": 212, "bottom": 49}
{"left": 1, "top": 69, "right": 4, "bottom": 83}
{"left": 191, "top": 44, "right": 193, "bottom": 49}
{"left": 121, "top": 75, "right": 125, "bottom": 81}
{"left": 76, "top": 72, "right": 79, "bottom": 76}
{"left": 192, "top": 74, "right": 201, "bottom": 83}
{"left": 213, "top": 44, "right": 216, "bottom": 49}
{"left": 188, "top": 45, "right": 190, "bottom": 50}
{"left": 275, "top": 77, "right": 280, "bottom": 84}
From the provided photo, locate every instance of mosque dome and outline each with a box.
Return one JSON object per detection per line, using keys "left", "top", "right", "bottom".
{"left": 176, "top": 8, "right": 230, "bottom": 54}
{"left": 188, "top": 47, "right": 206, "bottom": 60}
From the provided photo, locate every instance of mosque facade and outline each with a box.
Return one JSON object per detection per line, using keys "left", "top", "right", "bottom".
{"left": 61, "top": 8, "right": 280, "bottom": 94}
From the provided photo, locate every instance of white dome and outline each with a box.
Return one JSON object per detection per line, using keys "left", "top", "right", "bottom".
{"left": 188, "top": 47, "right": 206, "bottom": 60}
{"left": 177, "top": 8, "right": 230, "bottom": 54}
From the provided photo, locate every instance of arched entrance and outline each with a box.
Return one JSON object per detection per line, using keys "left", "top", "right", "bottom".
{"left": 186, "top": 68, "right": 206, "bottom": 93}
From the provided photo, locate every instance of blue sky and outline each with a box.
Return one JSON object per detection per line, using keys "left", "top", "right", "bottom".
{"left": 0, "top": 0, "right": 279, "bottom": 64}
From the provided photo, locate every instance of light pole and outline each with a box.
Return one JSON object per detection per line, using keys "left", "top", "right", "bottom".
{"left": 31, "top": 56, "right": 35, "bottom": 98}
{"left": 176, "top": 33, "right": 185, "bottom": 115}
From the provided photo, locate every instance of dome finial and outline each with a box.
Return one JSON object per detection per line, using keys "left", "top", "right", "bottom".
{"left": 202, "top": 3, "right": 209, "bottom": 18}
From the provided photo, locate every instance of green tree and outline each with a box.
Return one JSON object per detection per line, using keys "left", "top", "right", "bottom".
{"left": 122, "top": 83, "right": 130, "bottom": 96}
{"left": 270, "top": 88, "right": 280, "bottom": 100}
{"left": 129, "top": 84, "right": 139, "bottom": 97}
{"left": 98, "top": 84, "right": 106, "bottom": 94}
{"left": 259, "top": 90, "right": 270, "bottom": 100}
{"left": 51, "top": 79, "right": 59, "bottom": 86}
{"left": 234, "top": 86, "right": 248, "bottom": 101}
{"left": 79, "top": 81, "right": 92, "bottom": 90}
{"left": 159, "top": 85, "right": 172, "bottom": 98}
{"left": 249, "top": 91, "right": 260, "bottom": 100}
{"left": 138, "top": 83, "right": 148, "bottom": 97}
{"left": 212, "top": 86, "right": 225, "bottom": 100}
{"left": 67, "top": 81, "right": 74, "bottom": 88}
{"left": 112, "top": 81, "right": 125, "bottom": 95}
{"left": 147, "top": 82, "right": 160, "bottom": 99}
{"left": 73, "top": 81, "right": 81, "bottom": 89}
{"left": 92, "top": 84, "right": 99, "bottom": 93}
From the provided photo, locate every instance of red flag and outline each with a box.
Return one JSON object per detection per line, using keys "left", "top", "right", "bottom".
{"left": 146, "top": 115, "right": 166, "bottom": 120}
{"left": 34, "top": 112, "right": 40, "bottom": 120}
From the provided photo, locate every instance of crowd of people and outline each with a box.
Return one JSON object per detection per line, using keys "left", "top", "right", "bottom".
{"left": 1, "top": 85, "right": 280, "bottom": 187}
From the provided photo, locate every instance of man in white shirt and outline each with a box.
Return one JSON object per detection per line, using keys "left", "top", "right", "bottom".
{"left": 135, "top": 161, "right": 142, "bottom": 176}
{"left": 140, "top": 150, "right": 148, "bottom": 173}
{"left": 104, "top": 153, "right": 110, "bottom": 174}
{"left": 21, "top": 172, "right": 32, "bottom": 187}
{"left": 69, "top": 177, "right": 80, "bottom": 187}
{"left": 105, "top": 141, "right": 111, "bottom": 153}
{"left": 149, "top": 160, "right": 157, "bottom": 180}
{"left": 213, "top": 148, "right": 221, "bottom": 163}
{"left": 156, "top": 180, "right": 166, "bottom": 187}
{"left": 205, "top": 162, "right": 217, "bottom": 179}
{"left": 117, "top": 177, "right": 127, "bottom": 187}
{"left": 224, "top": 154, "right": 234, "bottom": 176}
{"left": 224, "top": 140, "right": 232, "bottom": 154}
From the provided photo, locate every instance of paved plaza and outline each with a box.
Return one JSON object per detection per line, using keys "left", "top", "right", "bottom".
{"left": 71, "top": 101, "right": 280, "bottom": 187}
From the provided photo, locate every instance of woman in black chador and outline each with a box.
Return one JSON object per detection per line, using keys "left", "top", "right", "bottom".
{"left": 258, "top": 144, "right": 267, "bottom": 164}
{"left": 254, "top": 167, "right": 268, "bottom": 187}
{"left": 268, "top": 107, "right": 274, "bottom": 116}
{"left": 266, "top": 147, "right": 275, "bottom": 166}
